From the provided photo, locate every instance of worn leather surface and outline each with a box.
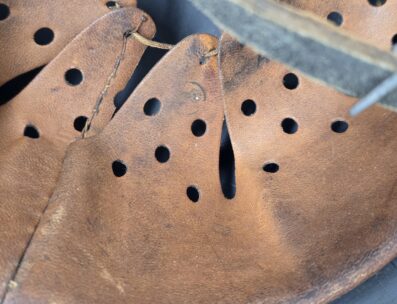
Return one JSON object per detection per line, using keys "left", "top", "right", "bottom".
{"left": 1, "top": 1, "right": 397, "bottom": 304}
{"left": 219, "top": 1, "right": 397, "bottom": 301}
{"left": 0, "top": 0, "right": 136, "bottom": 86}
{"left": 4, "top": 25, "right": 396, "bottom": 303}
{"left": 3, "top": 34, "right": 227, "bottom": 304}
{"left": 0, "top": 7, "right": 155, "bottom": 299}
{"left": 283, "top": 0, "right": 397, "bottom": 51}
{"left": 221, "top": 33, "right": 397, "bottom": 303}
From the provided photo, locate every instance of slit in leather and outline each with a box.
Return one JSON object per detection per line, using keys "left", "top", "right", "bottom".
{"left": 219, "top": 119, "right": 236, "bottom": 200}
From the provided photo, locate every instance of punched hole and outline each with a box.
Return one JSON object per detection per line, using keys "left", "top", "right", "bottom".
{"left": 34, "top": 28, "right": 54, "bottom": 46}
{"left": 106, "top": 1, "right": 118, "bottom": 8}
{"left": 144, "top": 98, "right": 161, "bottom": 116}
{"left": 327, "top": 11, "right": 343, "bottom": 26}
{"left": 283, "top": 73, "right": 299, "bottom": 90}
{"left": 0, "top": 3, "right": 10, "bottom": 21}
{"left": 187, "top": 186, "right": 200, "bottom": 203}
{"left": 155, "top": 146, "right": 170, "bottom": 163}
{"left": 368, "top": 0, "right": 386, "bottom": 6}
{"left": 23, "top": 125, "right": 40, "bottom": 139}
{"left": 74, "top": 116, "right": 88, "bottom": 132}
{"left": 281, "top": 118, "right": 299, "bottom": 134}
{"left": 263, "top": 163, "right": 279, "bottom": 173}
{"left": 191, "top": 119, "right": 207, "bottom": 137}
{"left": 65, "top": 68, "right": 83, "bottom": 86}
{"left": 331, "top": 120, "right": 349, "bottom": 133}
{"left": 241, "top": 99, "right": 256, "bottom": 116}
{"left": 112, "top": 160, "right": 127, "bottom": 177}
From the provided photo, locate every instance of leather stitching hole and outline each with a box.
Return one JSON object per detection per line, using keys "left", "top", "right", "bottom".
{"left": 327, "top": 11, "right": 343, "bottom": 26}
{"left": 34, "top": 28, "right": 54, "bottom": 46}
{"left": 24, "top": 124, "right": 40, "bottom": 139}
{"left": 331, "top": 120, "right": 349, "bottom": 133}
{"left": 155, "top": 146, "right": 170, "bottom": 163}
{"left": 65, "top": 68, "right": 83, "bottom": 86}
{"left": 281, "top": 118, "right": 299, "bottom": 134}
{"left": 283, "top": 73, "right": 299, "bottom": 90}
{"left": 241, "top": 99, "right": 256, "bottom": 116}
{"left": 112, "top": 160, "right": 127, "bottom": 177}
{"left": 144, "top": 98, "right": 161, "bottom": 116}
{"left": 263, "top": 162, "right": 280, "bottom": 173}
{"left": 368, "top": 0, "right": 386, "bottom": 6}
{"left": 74, "top": 116, "right": 88, "bottom": 132}
{"left": 187, "top": 186, "right": 200, "bottom": 203}
{"left": 0, "top": 3, "right": 10, "bottom": 21}
{"left": 191, "top": 119, "right": 207, "bottom": 137}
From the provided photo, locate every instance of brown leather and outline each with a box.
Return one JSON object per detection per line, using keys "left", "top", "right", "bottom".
{"left": 282, "top": 0, "right": 397, "bottom": 51}
{"left": 2, "top": 1, "right": 397, "bottom": 304}
{"left": 4, "top": 34, "right": 225, "bottom": 304}
{"left": 0, "top": 0, "right": 136, "bottom": 86}
{"left": 5, "top": 26, "right": 397, "bottom": 302}
{"left": 0, "top": 7, "right": 155, "bottom": 299}
{"left": 221, "top": 33, "right": 397, "bottom": 303}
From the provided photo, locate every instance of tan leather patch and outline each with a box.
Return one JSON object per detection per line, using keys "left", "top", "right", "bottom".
{"left": 220, "top": 0, "right": 397, "bottom": 300}
{"left": 3, "top": 34, "right": 227, "bottom": 304}
{"left": 283, "top": 0, "right": 397, "bottom": 51}
{"left": 221, "top": 32, "right": 397, "bottom": 303}
{"left": 0, "top": 0, "right": 136, "bottom": 86}
{"left": 0, "top": 7, "right": 154, "bottom": 299}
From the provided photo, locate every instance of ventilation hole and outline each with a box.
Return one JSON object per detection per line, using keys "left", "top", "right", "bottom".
{"left": 112, "top": 160, "right": 127, "bottom": 177}
{"left": 368, "top": 0, "right": 386, "bottom": 6}
{"left": 219, "top": 120, "right": 236, "bottom": 200}
{"left": 144, "top": 98, "right": 161, "bottom": 116}
{"left": 331, "top": 120, "right": 349, "bottom": 133}
{"left": 263, "top": 163, "right": 279, "bottom": 173}
{"left": 24, "top": 125, "right": 40, "bottom": 139}
{"left": 283, "top": 73, "right": 299, "bottom": 90}
{"left": 281, "top": 118, "right": 299, "bottom": 134}
{"left": 155, "top": 146, "right": 170, "bottom": 163}
{"left": 241, "top": 99, "right": 256, "bottom": 116}
{"left": 34, "top": 28, "right": 54, "bottom": 46}
{"left": 187, "top": 186, "right": 200, "bottom": 203}
{"left": 327, "top": 11, "right": 343, "bottom": 26}
{"left": 0, "top": 3, "right": 10, "bottom": 20}
{"left": 106, "top": 1, "right": 118, "bottom": 8}
{"left": 74, "top": 116, "right": 88, "bottom": 132}
{"left": 0, "top": 65, "right": 44, "bottom": 106}
{"left": 65, "top": 68, "right": 83, "bottom": 86}
{"left": 191, "top": 119, "right": 207, "bottom": 137}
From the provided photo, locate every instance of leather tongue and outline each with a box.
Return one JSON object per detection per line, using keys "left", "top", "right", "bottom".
{"left": 221, "top": 0, "right": 397, "bottom": 300}
{"left": 0, "top": 7, "right": 155, "bottom": 299}
{"left": 2, "top": 33, "right": 231, "bottom": 304}
{"left": 220, "top": 24, "right": 397, "bottom": 302}
{"left": 0, "top": 0, "right": 136, "bottom": 86}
